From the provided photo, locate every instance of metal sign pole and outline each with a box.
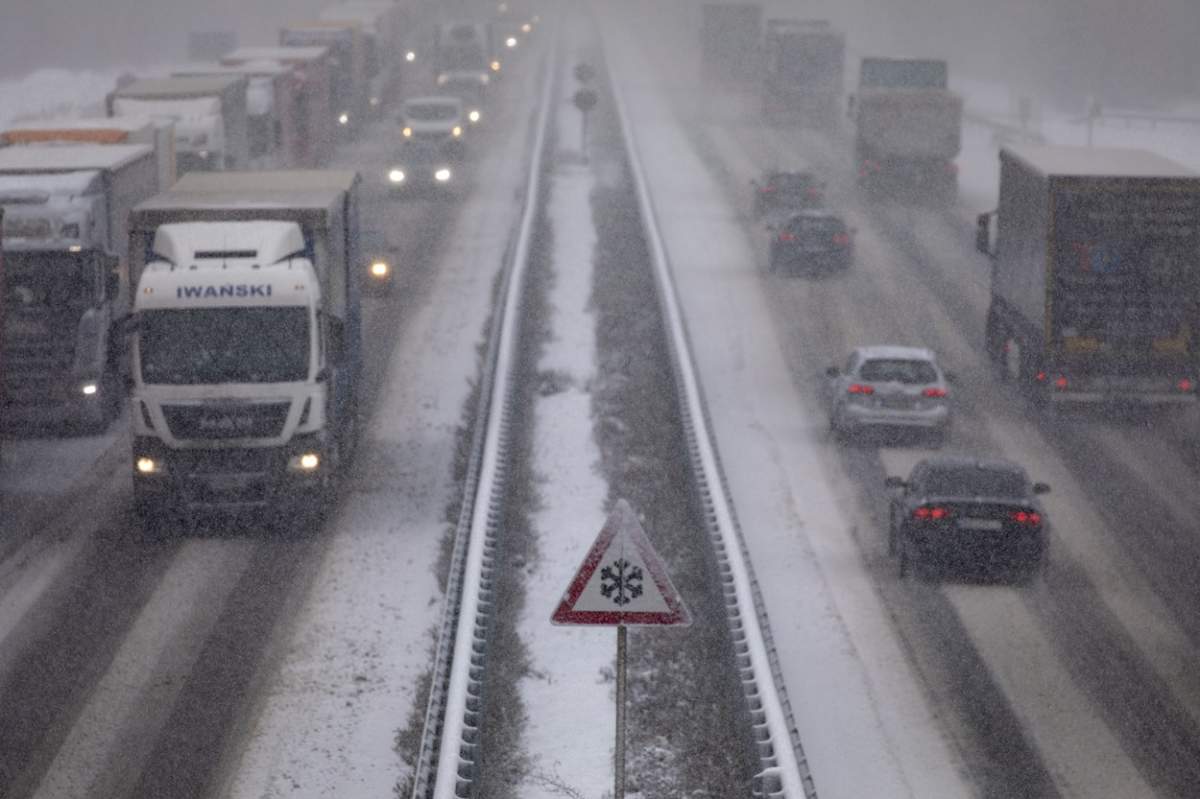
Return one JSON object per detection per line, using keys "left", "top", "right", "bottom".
{"left": 615, "top": 624, "right": 626, "bottom": 799}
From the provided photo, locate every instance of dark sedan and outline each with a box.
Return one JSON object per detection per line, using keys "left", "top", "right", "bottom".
{"left": 767, "top": 210, "right": 854, "bottom": 273}
{"left": 886, "top": 456, "right": 1050, "bottom": 581}
{"left": 751, "top": 169, "right": 825, "bottom": 218}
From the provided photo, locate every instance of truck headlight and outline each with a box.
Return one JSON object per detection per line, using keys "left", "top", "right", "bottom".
{"left": 388, "top": 168, "right": 405, "bottom": 183}
{"left": 289, "top": 452, "right": 321, "bottom": 471}
{"left": 434, "top": 168, "right": 451, "bottom": 182}
{"left": 370, "top": 260, "right": 389, "bottom": 278}
{"left": 136, "top": 456, "right": 164, "bottom": 475}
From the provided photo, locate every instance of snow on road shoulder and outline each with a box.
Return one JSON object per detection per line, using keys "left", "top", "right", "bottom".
{"left": 512, "top": 44, "right": 613, "bottom": 799}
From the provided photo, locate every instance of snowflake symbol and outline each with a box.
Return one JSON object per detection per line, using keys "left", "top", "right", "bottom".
{"left": 600, "top": 558, "right": 644, "bottom": 606}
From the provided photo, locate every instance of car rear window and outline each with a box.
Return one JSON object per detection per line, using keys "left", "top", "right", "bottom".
{"left": 922, "top": 467, "right": 1027, "bottom": 498}
{"left": 790, "top": 217, "right": 846, "bottom": 237}
{"left": 858, "top": 358, "right": 938, "bottom": 384}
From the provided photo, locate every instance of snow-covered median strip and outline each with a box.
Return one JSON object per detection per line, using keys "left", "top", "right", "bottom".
{"left": 513, "top": 47, "right": 613, "bottom": 799}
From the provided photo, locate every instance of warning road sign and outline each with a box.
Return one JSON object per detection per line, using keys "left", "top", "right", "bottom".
{"left": 551, "top": 499, "right": 691, "bottom": 627}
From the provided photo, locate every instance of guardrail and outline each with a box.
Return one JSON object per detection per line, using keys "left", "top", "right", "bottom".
{"left": 603, "top": 37, "right": 817, "bottom": 799}
{"left": 408, "top": 44, "right": 557, "bottom": 799}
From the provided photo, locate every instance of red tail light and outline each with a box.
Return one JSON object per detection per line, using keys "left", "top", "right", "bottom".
{"left": 806, "top": 187, "right": 822, "bottom": 199}
{"left": 1035, "top": 371, "right": 1047, "bottom": 382}
{"left": 1178, "top": 378, "right": 1194, "bottom": 392}
{"left": 847, "top": 383, "right": 874, "bottom": 395}
{"left": 1053, "top": 376, "right": 1069, "bottom": 390}
{"left": 1010, "top": 509, "right": 1042, "bottom": 526}
{"left": 914, "top": 505, "right": 951, "bottom": 521}
{"left": 778, "top": 231, "right": 796, "bottom": 242}
{"left": 922, "top": 387, "right": 947, "bottom": 398}
{"left": 832, "top": 233, "right": 851, "bottom": 247}
{"left": 760, "top": 185, "right": 775, "bottom": 194}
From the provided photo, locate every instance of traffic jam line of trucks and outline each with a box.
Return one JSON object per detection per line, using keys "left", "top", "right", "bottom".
{"left": 1, "top": 1, "right": 540, "bottom": 527}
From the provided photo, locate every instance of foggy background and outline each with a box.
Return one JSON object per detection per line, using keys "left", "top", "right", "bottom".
{"left": 1, "top": 0, "right": 1197, "bottom": 108}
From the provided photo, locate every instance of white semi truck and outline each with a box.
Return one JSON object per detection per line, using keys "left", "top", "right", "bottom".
{"left": 125, "top": 170, "right": 363, "bottom": 523}
{"left": 108, "top": 75, "right": 250, "bottom": 173}
{"left": 0, "top": 143, "right": 158, "bottom": 431}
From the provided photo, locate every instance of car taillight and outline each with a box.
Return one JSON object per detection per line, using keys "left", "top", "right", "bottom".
{"left": 1053, "top": 376, "right": 1069, "bottom": 390}
{"left": 760, "top": 185, "right": 775, "bottom": 193}
{"left": 847, "top": 383, "right": 874, "bottom": 395}
{"left": 1178, "top": 378, "right": 1194, "bottom": 392}
{"left": 778, "top": 231, "right": 796, "bottom": 242}
{"left": 832, "top": 233, "right": 851, "bottom": 247}
{"left": 806, "top": 187, "right": 821, "bottom": 199}
{"left": 1035, "top": 371, "right": 1047, "bottom": 382}
{"left": 1010, "top": 509, "right": 1042, "bottom": 526}
{"left": 913, "top": 505, "right": 951, "bottom": 521}
{"left": 922, "top": 387, "right": 947, "bottom": 398}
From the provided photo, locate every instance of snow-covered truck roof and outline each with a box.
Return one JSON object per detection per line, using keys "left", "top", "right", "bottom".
{"left": 130, "top": 170, "right": 359, "bottom": 231}
{"left": 222, "top": 46, "right": 329, "bottom": 64}
{"left": 113, "top": 75, "right": 246, "bottom": 99}
{"left": 173, "top": 62, "right": 291, "bottom": 78}
{"left": 0, "top": 143, "right": 154, "bottom": 173}
{"left": 1002, "top": 144, "right": 1196, "bottom": 179}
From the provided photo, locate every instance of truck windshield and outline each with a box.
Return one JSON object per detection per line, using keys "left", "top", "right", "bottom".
{"left": 439, "top": 43, "right": 485, "bottom": 72}
{"left": 5, "top": 251, "right": 93, "bottom": 310}
{"left": 140, "top": 306, "right": 310, "bottom": 385}
{"left": 860, "top": 59, "right": 947, "bottom": 89}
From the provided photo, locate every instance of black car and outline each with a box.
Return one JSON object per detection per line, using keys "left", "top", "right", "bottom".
{"left": 386, "top": 140, "right": 458, "bottom": 195}
{"left": 751, "top": 169, "right": 825, "bottom": 218}
{"left": 886, "top": 455, "right": 1050, "bottom": 581}
{"left": 767, "top": 210, "right": 854, "bottom": 273}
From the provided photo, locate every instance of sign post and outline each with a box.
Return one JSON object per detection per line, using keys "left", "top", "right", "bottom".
{"left": 551, "top": 499, "right": 691, "bottom": 799}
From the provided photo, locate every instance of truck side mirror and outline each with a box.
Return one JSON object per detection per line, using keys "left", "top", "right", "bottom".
{"left": 976, "top": 212, "right": 996, "bottom": 257}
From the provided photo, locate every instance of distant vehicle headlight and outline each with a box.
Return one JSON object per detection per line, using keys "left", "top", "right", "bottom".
{"left": 369, "top": 96, "right": 380, "bottom": 107}
{"left": 451, "top": 125, "right": 463, "bottom": 138}
{"left": 370, "top": 260, "right": 390, "bottom": 278}
{"left": 289, "top": 452, "right": 321, "bottom": 471}
{"left": 136, "top": 456, "right": 163, "bottom": 475}
{"left": 405, "top": 50, "right": 416, "bottom": 63}
{"left": 388, "top": 168, "right": 406, "bottom": 183}
{"left": 338, "top": 112, "right": 350, "bottom": 125}
{"left": 468, "top": 109, "right": 481, "bottom": 123}
{"left": 522, "top": 22, "right": 532, "bottom": 33}
{"left": 505, "top": 37, "right": 518, "bottom": 48}
{"left": 434, "top": 168, "right": 452, "bottom": 182}
{"left": 490, "top": 61, "right": 501, "bottom": 73}
{"left": 402, "top": 126, "right": 413, "bottom": 137}
{"left": 437, "top": 73, "right": 449, "bottom": 85}
{"left": 80, "top": 382, "right": 99, "bottom": 396}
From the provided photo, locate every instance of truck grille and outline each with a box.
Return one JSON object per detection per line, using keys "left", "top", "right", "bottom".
{"left": 162, "top": 402, "right": 291, "bottom": 440}
{"left": 3, "top": 326, "right": 76, "bottom": 405}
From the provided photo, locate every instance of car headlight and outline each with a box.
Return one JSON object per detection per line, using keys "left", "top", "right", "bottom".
{"left": 197, "top": 150, "right": 209, "bottom": 159}
{"left": 521, "top": 22, "right": 532, "bottom": 33}
{"left": 489, "top": 61, "right": 500, "bottom": 73}
{"left": 288, "top": 452, "right": 321, "bottom": 472}
{"left": 136, "top": 456, "right": 164, "bottom": 475}
{"left": 452, "top": 125, "right": 462, "bottom": 137}
{"left": 405, "top": 50, "right": 416, "bottom": 62}
{"left": 434, "top": 168, "right": 452, "bottom": 182}
{"left": 369, "top": 96, "right": 380, "bottom": 107}
{"left": 370, "top": 260, "right": 389, "bottom": 278}
{"left": 388, "top": 168, "right": 405, "bottom": 183}
{"left": 437, "top": 73, "right": 449, "bottom": 85}
{"left": 468, "top": 109, "right": 481, "bottom": 123}
{"left": 402, "top": 126, "right": 412, "bottom": 137}
{"left": 506, "top": 37, "right": 517, "bottom": 48}
{"left": 80, "top": 382, "right": 99, "bottom": 397}
{"left": 338, "top": 112, "right": 350, "bottom": 125}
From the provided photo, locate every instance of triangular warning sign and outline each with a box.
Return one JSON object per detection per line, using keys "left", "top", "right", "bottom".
{"left": 551, "top": 499, "right": 691, "bottom": 627}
